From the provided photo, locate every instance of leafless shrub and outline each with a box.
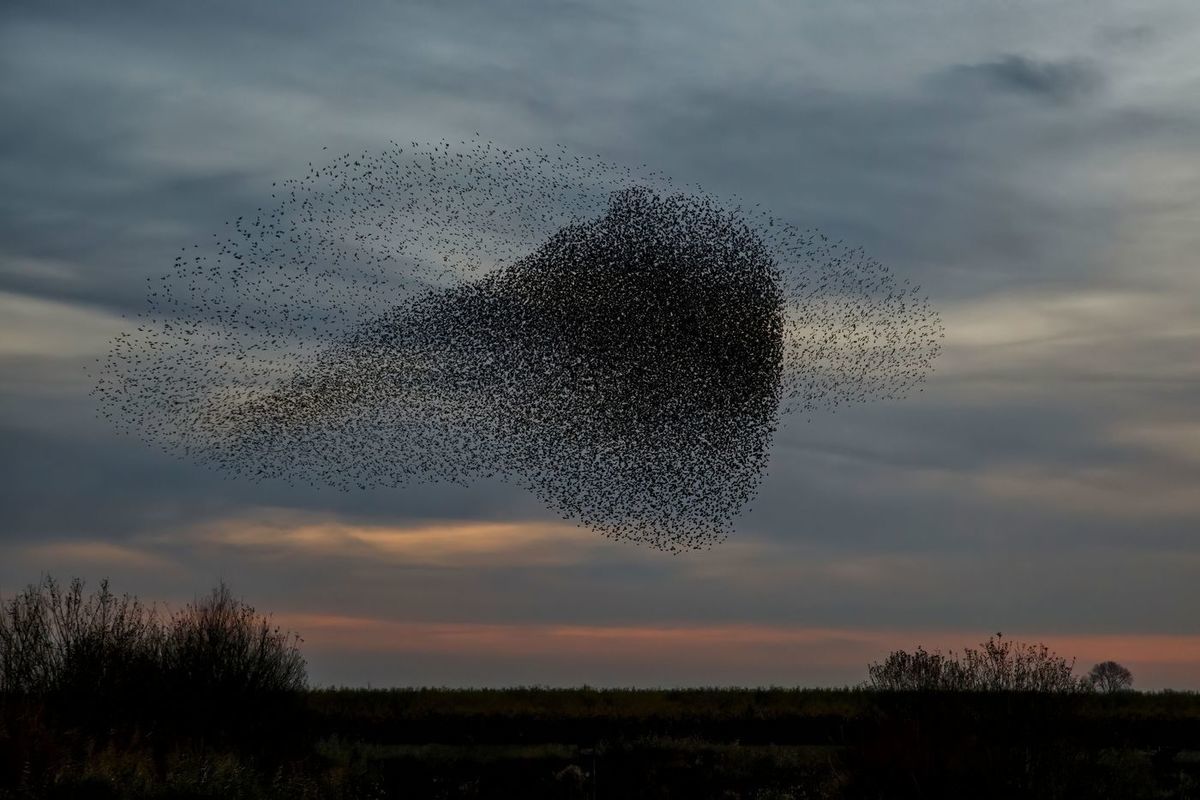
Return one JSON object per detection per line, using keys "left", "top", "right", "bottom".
{"left": 867, "top": 633, "right": 1089, "bottom": 692}
{"left": 0, "top": 576, "right": 160, "bottom": 699}
{"left": 161, "top": 581, "right": 307, "bottom": 697}
{"left": 865, "top": 646, "right": 974, "bottom": 691}
{"left": 0, "top": 578, "right": 53, "bottom": 694}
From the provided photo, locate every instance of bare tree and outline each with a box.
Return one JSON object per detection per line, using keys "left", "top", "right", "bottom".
{"left": 1087, "top": 661, "right": 1133, "bottom": 693}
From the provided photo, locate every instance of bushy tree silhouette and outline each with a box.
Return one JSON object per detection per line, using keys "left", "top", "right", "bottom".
{"left": 159, "top": 580, "right": 307, "bottom": 745}
{"left": 161, "top": 580, "right": 306, "bottom": 697}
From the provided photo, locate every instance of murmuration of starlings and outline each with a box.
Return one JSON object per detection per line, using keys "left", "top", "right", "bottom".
{"left": 93, "top": 138, "right": 944, "bottom": 553}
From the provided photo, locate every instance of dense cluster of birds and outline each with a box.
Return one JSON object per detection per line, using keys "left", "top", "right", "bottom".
{"left": 94, "top": 138, "right": 943, "bottom": 551}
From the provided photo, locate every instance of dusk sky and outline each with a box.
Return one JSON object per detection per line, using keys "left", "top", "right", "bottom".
{"left": 2, "top": 0, "right": 1199, "bottom": 689}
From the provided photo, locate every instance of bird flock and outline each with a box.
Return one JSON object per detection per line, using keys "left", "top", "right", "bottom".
{"left": 93, "top": 138, "right": 943, "bottom": 552}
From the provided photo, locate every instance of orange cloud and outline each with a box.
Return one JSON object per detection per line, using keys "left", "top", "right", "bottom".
{"left": 180, "top": 509, "right": 615, "bottom": 567}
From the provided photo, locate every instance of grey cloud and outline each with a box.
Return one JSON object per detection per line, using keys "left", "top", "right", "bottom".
{"left": 1096, "top": 23, "right": 1158, "bottom": 49}
{"left": 615, "top": 86, "right": 1121, "bottom": 302}
{"left": 938, "top": 54, "right": 1104, "bottom": 104}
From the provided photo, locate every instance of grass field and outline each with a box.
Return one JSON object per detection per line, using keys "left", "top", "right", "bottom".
{"left": 4, "top": 687, "right": 1199, "bottom": 799}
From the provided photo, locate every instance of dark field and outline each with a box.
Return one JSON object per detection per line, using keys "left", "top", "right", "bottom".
{"left": 4, "top": 687, "right": 1200, "bottom": 799}
{"left": 3, "top": 580, "right": 1194, "bottom": 797}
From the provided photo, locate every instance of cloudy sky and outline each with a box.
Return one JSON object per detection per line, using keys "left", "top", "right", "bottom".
{"left": 3, "top": 0, "right": 1199, "bottom": 689}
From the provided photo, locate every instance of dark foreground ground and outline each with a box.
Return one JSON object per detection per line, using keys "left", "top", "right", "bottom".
{"left": 3, "top": 688, "right": 1199, "bottom": 799}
